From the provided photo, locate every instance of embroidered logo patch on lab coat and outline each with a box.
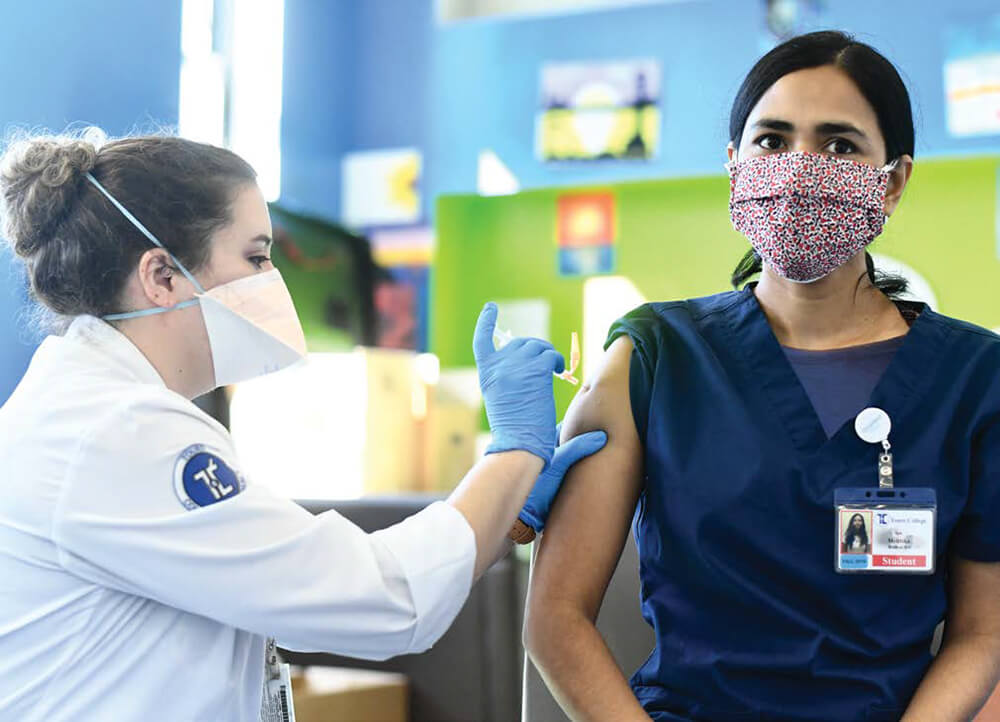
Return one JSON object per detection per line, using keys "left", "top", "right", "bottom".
{"left": 173, "top": 444, "right": 246, "bottom": 510}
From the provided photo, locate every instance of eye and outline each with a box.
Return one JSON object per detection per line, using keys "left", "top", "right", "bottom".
{"left": 754, "top": 133, "right": 785, "bottom": 151}
{"left": 249, "top": 255, "right": 271, "bottom": 270}
{"left": 824, "top": 138, "right": 857, "bottom": 155}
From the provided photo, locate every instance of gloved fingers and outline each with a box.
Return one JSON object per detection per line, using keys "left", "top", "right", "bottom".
{"left": 500, "top": 336, "right": 533, "bottom": 354}
{"left": 538, "top": 348, "right": 566, "bottom": 375}
{"left": 473, "top": 303, "right": 499, "bottom": 362}
{"left": 549, "top": 430, "right": 608, "bottom": 473}
{"left": 518, "top": 508, "right": 545, "bottom": 533}
{"left": 508, "top": 337, "right": 553, "bottom": 357}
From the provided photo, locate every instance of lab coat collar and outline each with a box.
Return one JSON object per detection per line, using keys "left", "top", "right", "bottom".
{"left": 64, "top": 315, "right": 167, "bottom": 388}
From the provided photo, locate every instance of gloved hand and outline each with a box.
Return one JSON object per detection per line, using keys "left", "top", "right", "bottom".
{"left": 518, "top": 425, "right": 608, "bottom": 533}
{"left": 474, "top": 302, "right": 565, "bottom": 466}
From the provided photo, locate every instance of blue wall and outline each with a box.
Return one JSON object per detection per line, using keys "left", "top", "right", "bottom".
{"left": 281, "top": 0, "right": 1000, "bottom": 224}
{"left": 3, "top": 0, "right": 1000, "bottom": 401}
{"left": 427, "top": 0, "right": 1000, "bottom": 198}
{"left": 281, "top": 0, "right": 435, "bottom": 221}
{"left": 280, "top": 0, "right": 358, "bottom": 220}
{"left": 0, "top": 0, "right": 182, "bottom": 404}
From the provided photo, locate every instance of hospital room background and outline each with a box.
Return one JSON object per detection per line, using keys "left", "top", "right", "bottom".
{"left": 1, "top": 1, "right": 999, "bottom": 720}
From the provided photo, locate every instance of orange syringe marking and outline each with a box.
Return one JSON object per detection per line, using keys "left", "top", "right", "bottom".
{"left": 556, "top": 331, "right": 580, "bottom": 385}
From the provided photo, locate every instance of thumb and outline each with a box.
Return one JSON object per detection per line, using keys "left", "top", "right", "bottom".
{"left": 550, "top": 430, "right": 607, "bottom": 473}
{"left": 473, "top": 302, "right": 498, "bottom": 362}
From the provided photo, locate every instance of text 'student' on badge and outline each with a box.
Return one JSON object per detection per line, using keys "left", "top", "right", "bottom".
{"left": 855, "top": 407, "right": 894, "bottom": 489}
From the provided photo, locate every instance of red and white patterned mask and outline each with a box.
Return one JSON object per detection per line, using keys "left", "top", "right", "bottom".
{"left": 728, "top": 152, "right": 895, "bottom": 283}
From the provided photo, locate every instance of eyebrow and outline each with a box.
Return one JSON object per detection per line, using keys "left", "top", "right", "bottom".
{"left": 249, "top": 234, "right": 273, "bottom": 249}
{"left": 751, "top": 118, "right": 869, "bottom": 139}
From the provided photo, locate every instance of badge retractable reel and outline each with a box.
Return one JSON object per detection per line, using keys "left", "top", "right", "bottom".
{"left": 259, "top": 637, "right": 296, "bottom": 722}
{"left": 834, "top": 407, "right": 937, "bottom": 575}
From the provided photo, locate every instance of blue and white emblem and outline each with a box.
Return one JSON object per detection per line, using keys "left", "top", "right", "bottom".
{"left": 173, "top": 444, "right": 246, "bottom": 510}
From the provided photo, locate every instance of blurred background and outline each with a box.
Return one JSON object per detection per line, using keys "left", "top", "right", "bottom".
{"left": 1, "top": 1, "right": 999, "bottom": 720}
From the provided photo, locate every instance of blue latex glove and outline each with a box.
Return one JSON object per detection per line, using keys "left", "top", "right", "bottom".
{"left": 519, "top": 426, "right": 608, "bottom": 533}
{"left": 474, "top": 302, "right": 565, "bottom": 466}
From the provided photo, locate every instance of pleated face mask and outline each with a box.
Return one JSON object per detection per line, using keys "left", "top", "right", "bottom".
{"left": 727, "top": 152, "right": 896, "bottom": 283}
{"left": 87, "top": 173, "right": 307, "bottom": 388}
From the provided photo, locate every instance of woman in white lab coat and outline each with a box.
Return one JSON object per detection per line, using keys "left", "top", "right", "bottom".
{"left": 0, "top": 132, "right": 604, "bottom": 721}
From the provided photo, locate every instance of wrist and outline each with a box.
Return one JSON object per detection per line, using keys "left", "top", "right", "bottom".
{"left": 490, "top": 449, "right": 545, "bottom": 475}
{"left": 485, "top": 428, "right": 556, "bottom": 466}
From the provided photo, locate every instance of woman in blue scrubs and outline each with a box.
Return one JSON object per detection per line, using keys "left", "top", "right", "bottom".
{"left": 524, "top": 31, "right": 1000, "bottom": 721}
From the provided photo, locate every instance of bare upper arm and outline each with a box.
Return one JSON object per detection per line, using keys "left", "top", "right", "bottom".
{"left": 527, "top": 335, "right": 644, "bottom": 622}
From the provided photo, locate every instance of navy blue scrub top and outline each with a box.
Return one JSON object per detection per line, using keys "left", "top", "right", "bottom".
{"left": 606, "top": 288, "right": 1000, "bottom": 722}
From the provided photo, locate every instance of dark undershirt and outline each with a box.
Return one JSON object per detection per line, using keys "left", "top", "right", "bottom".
{"left": 782, "top": 335, "right": 906, "bottom": 438}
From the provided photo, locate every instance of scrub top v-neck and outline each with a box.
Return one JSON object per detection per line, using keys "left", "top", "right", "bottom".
{"left": 606, "top": 288, "right": 1000, "bottom": 722}
{"left": 782, "top": 335, "right": 906, "bottom": 439}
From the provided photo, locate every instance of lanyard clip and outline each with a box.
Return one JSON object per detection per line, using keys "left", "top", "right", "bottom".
{"left": 265, "top": 637, "right": 281, "bottom": 681}
{"left": 878, "top": 440, "right": 894, "bottom": 489}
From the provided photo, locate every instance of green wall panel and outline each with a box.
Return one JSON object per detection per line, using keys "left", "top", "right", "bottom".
{"left": 433, "top": 156, "right": 1000, "bottom": 420}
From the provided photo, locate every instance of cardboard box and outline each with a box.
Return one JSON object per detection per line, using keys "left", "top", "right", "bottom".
{"left": 420, "top": 369, "right": 480, "bottom": 493}
{"left": 290, "top": 667, "right": 408, "bottom": 722}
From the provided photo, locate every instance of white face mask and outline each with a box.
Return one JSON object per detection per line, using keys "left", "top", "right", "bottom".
{"left": 87, "top": 173, "right": 307, "bottom": 388}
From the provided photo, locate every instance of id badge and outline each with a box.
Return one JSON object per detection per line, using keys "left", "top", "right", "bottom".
{"left": 835, "top": 487, "right": 936, "bottom": 574}
{"left": 260, "top": 638, "right": 296, "bottom": 722}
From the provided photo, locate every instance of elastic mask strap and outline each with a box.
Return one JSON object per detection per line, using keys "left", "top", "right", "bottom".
{"left": 103, "top": 299, "right": 200, "bottom": 321}
{"left": 85, "top": 173, "right": 206, "bottom": 293}
{"left": 881, "top": 158, "right": 900, "bottom": 173}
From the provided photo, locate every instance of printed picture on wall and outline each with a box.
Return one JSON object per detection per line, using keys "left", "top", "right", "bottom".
{"left": 556, "top": 192, "right": 617, "bottom": 276}
{"left": 341, "top": 148, "right": 422, "bottom": 229}
{"left": 944, "top": 15, "right": 1000, "bottom": 138}
{"left": 536, "top": 59, "right": 660, "bottom": 162}
{"left": 370, "top": 227, "right": 434, "bottom": 352}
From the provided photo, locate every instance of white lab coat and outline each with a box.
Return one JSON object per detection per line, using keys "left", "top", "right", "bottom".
{"left": 0, "top": 316, "right": 476, "bottom": 721}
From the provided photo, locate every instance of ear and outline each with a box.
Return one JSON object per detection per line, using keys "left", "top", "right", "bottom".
{"left": 136, "top": 248, "right": 187, "bottom": 307}
{"left": 884, "top": 154, "right": 914, "bottom": 218}
{"left": 727, "top": 142, "right": 737, "bottom": 164}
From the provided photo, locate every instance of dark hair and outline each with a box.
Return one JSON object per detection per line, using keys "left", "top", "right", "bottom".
{"left": 843, "top": 513, "right": 869, "bottom": 551}
{"left": 728, "top": 30, "right": 913, "bottom": 296}
{"left": 0, "top": 129, "right": 257, "bottom": 320}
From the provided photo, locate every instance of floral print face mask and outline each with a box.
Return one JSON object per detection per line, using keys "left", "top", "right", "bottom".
{"left": 727, "top": 152, "right": 897, "bottom": 284}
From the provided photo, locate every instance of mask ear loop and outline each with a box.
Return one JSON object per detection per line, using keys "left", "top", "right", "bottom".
{"left": 85, "top": 173, "right": 206, "bottom": 294}
{"left": 725, "top": 153, "right": 739, "bottom": 177}
{"left": 880, "top": 158, "right": 901, "bottom": 222}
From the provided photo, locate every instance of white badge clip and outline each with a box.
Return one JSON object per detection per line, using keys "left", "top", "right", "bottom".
{"left": 260, "top": 637, "right": 296, "bottom": 722}
{"left": 855, "top": 407, "right": 893, "bottom": 489}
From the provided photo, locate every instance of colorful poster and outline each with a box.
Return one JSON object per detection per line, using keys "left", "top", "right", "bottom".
{"left": 944, "top": 16, "right": 1000, "bottom": 138}
{"left": 342, "top": 148, "right": 422, "bottom": 228}
{"left": 375, "top": 265, "right": 428, "bottom": 352}
{"left": 369, "top": 226, "right": 434, "bottom": 267}
{"left": 536, "top": 59, "right": 660, "bottom": 162}
{"left": 370, "top": 227, "right": 433, "bottom": 352}
{"left": 556, "top": 192, "right": 617, "bottom": 276}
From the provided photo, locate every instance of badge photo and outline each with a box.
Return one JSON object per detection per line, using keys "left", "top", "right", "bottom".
{"left": 840, "top": 509, "right": 873, "bottom": 556}
{"left": 173, "top": 444, "right": 246, "bottom": 510}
